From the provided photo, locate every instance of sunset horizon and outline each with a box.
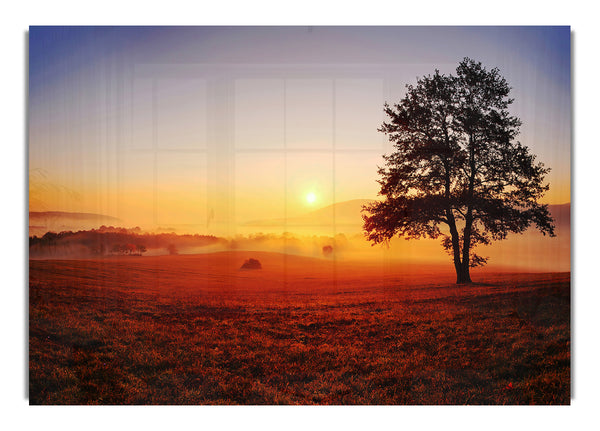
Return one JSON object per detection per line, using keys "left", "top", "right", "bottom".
{"left": 29, "top": 27, "right": 570, "bottom": 234}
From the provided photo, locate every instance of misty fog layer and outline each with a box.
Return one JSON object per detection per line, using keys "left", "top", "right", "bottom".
{"left": 29, "top": 202, "right": 569, "bottom": 272}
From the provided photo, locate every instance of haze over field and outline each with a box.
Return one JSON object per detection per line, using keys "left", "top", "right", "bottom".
{"left": 29, "top": 200, "right": 570, "bottom": 272}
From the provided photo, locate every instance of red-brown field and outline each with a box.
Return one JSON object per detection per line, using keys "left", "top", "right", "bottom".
{"left": 29, "top": 252, "right": 570, "bottom": 405}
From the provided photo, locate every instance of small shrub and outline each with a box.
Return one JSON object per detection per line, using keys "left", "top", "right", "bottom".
{"left": 240, "top": 258, "right": 262, "bottom": 270}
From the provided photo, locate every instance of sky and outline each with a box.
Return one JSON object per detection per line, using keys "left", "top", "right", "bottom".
{"left": 28, "top": 26, "right": 571, "bottom": 235}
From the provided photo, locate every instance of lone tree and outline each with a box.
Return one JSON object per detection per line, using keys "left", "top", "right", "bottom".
{"left": 363, "top": 58, "right": 555, "bottom": 284}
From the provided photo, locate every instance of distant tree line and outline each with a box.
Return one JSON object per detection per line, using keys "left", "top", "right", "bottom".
{"left": 29, "top": 228, "right": 224, "bottom": 258}
{"left": 110, "top": 243, "right": 147, "bottom": 256}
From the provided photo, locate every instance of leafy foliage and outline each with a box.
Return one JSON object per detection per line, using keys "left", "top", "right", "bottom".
{"left": 364, "top": 58, "right": 555, "bottom": 283}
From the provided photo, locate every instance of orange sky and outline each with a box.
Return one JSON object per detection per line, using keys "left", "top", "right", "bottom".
{"left": 29, "top": 27, "right": 571, "bottom": 237}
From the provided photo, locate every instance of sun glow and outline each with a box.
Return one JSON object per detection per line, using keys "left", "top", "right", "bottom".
{"left": 305, "top": 192, "right": 317, "bottom": 205}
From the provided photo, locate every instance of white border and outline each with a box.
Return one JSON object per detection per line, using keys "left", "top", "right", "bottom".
{"left": 3, "top": 1, "right": 599, "bottom": 430}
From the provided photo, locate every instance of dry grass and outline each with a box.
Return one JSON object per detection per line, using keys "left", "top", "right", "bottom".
{"left": 29, "top": 252, "right": 570, "bottom": 405}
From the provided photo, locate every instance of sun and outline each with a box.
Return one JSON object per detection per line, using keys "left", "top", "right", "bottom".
{"left": 305, "top": 192, "right": 317, "bottom": 205}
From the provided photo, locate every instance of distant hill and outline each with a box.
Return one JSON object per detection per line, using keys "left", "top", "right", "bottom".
{"left": 244, "top": 199, "right": 374, "bottom": 230}
{"left": 30, "top": 211, "right": 122, "bottom": 222}
{"left": 547, "top": 203, "right": 570, "bottom": 231}
{"left": 303, "top": 199, "right": 375, "bottom": 224}
{"left": 244, "top": 199, "right": 569, "bottom": 234}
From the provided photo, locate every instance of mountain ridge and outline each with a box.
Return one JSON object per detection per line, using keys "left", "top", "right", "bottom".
{"left": 29, "top": 211, "right": 121, "bottom": 222}
{"left": 244, "top": 199, "right": 570, "bottom": 230}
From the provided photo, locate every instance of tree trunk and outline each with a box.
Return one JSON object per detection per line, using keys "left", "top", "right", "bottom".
{"left": 458, "top": 136, "right": 476, "bottom": 284}
{"left": 460, "top": 215, "right": 473, "bottom": 284}
{"left": 457, "top": 263, "right": 472, "bottom": 284}
{"left": 446, "top": 210, "right": 463, "bottom": 284}
{"left": 459, "top": 215, "right": 474, "bottom": 284}
{"left": 443, "top": 163, "right": 466, "bottom": 284}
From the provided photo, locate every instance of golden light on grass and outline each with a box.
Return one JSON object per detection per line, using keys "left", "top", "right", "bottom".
{"left": 28, "top": 253, "right": 571, "bottom": 404}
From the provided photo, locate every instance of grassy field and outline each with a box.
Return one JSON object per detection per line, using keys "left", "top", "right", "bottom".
{"left": 29, "top": 251, "right": 570, "bottom": 405}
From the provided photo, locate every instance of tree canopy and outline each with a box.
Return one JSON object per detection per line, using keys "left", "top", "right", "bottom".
{"left": 363, "top": 58, "right": 555, "bottom": 284}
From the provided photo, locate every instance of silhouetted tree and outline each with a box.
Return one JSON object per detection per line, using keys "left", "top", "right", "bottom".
{"left": 363, "top": 58, "right": 555, "bottom": 284}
